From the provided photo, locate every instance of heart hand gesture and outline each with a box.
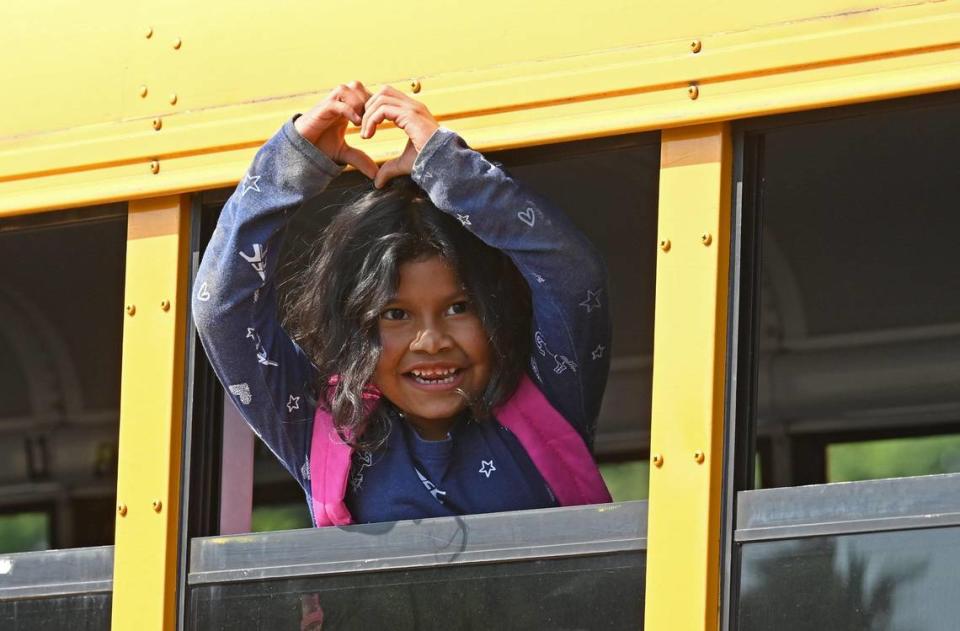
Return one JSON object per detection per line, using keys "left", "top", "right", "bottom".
{"left": 295, "top": 82, "right": 440, "bottom": 188}
{"left": 294, "top": 81, "right": 379, "bottom": 180}
{"left": 359, "top": 85, "right": 439, "bottom": 189}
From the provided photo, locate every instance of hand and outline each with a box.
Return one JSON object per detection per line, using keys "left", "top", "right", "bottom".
{"left": 359, "top": 86, "right": 439, "bottom": 189}
{"left": 294, "top": 81, "right": 379, "bottom": 180}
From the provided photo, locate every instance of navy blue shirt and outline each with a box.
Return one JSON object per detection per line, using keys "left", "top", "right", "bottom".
{"left": 193, "top": 119, "right": 611, "bottom": 525}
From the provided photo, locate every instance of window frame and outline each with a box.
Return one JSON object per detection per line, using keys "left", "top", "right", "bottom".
{"left": 177, "top": 130, "right": 661, "bottom": 627}
{"left": 721, "top": 88, "right": 960, "bottom": 630}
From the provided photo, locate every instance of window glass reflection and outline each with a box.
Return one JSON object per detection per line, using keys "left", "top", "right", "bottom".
{"left": 190, "top": 552, "right": 646, "bottom": 630}
{"left": 738, "top": 527, "right": 960, "bottom": 630}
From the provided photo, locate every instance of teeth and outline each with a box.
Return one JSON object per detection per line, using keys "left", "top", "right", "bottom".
{"left": 411, "top": 367, "right": 457, "bottom": 378}
{"left": 410, "top": 367, "right": 459, "bottom": 384}
{"left": 413, "top": 374, "right": 457, "bottom": 385}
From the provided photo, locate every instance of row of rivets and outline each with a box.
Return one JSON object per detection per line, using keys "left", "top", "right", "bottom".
{"left": 125, "top": 300, "right": 172, "bottom": 315}
{"left": 689, "top": 38, "right": 702, "bottom": 99}
{"left": 144, "top": 25, "right": 182, "bottom": 49}
{"left": 141, "top": 25, "right": 180, "bottom": 151}
{"left": 117, "top": 501, "right": 163, "bottom": 516}
{"left": 658, "top": 233, "right": 713, "bottom": 251}
{"left": 652, "top": 451, "right": 707, "bottom": 468}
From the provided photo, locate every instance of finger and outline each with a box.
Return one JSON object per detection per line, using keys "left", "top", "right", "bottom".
{"left": 339, "top": 145, "right": 379, "bottom": 180}
{"left": 330, "top": 85, "right": 365, "bottom": 120}
{"left": 345, "top": 80, "right": 373, "bottom": 102}
{"left": 374, "top": 157, "right": 405, "bottom": 189}
{"left": 328, "top": 100, "right": 362, "bottom": 126}
{"left": 361, "top": 90, "right": 406, "bottom": 127}
{"left": 361, "top": 101, "right": 405, "bottom": 139}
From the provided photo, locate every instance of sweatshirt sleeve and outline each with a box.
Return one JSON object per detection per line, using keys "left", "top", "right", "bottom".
{"left": 411, "top": 128, "right": 611, "bottom": 446}
{"left": 192, "top": 119, "right": 344, "bottom": 488}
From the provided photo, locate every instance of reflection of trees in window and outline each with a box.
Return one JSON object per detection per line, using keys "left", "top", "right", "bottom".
{"left": 739, "top": 537, "right": 926, "bottom": 631}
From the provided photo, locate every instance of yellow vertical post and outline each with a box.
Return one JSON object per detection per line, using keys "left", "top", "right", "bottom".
{"left": 645, "top": 124, "right": 732, "bottom": 630}
{"left": 112, "top": 195, "right": 191, "bottom": 631}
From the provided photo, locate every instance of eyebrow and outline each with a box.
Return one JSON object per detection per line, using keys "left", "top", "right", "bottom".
{"left": 385, "top": 290, "right": 469, "bottom": 306}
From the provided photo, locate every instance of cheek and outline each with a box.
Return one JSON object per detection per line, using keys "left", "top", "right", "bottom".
{"left": 459, "top": 322, "right": 493, "bottom": 373}
{"left": 372, "top": 328, "right": 405, "bottom": 383}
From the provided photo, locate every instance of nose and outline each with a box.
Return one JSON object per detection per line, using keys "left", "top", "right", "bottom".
{"left": 409, "top": 321, "right": 453, "bottom": 354}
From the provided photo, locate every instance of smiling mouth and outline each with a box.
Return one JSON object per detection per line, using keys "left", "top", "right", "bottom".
{"left": 405, "top": 367, "right": 463, "bottom": 387}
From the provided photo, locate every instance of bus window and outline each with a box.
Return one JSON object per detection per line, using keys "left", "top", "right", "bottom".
{"left": 0, "top": 206, "right": 125, "bottom": 550}
{"left": 741, "top": 93, "right": 960, "bottom": 489}
{"left": 189, "top": 131, "right": 660, "bottom": 533}
{"left": 0, "top": 206, "right": 124, "bottom": 631}
{"left": 182, "top": 131, "right": 658, "bottom": 628}
{"left": 729, "top": 91, "right": 960, "bottom": 630}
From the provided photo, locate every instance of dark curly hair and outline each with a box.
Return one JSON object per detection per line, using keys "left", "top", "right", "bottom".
{"left": 282, "top": 177, "right": 532, "bottom": 449}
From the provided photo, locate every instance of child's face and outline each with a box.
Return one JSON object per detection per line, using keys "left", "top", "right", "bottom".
{"left": 373, "top": 255, "right": 492, "bottom": 440}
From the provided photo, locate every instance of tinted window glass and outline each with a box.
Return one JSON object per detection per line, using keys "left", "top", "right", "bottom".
{"left": 190, "top": 552, "right": 645, "bottom": 630}
{"left": 0, "top": 207, "right": 126, "bottom": 549}
{"left": 738, "top": 528, "right": 960, "bottom": 630}
{"left": 743, "top": 96, "right": 960, "bottom": 488}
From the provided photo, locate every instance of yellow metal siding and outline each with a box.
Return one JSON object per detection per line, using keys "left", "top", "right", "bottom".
{"left": 645, "top": 124, "right": 732, "bottom": 630}
{"left": 3, "top": 1, "right": 959, "bottom": 214}
{"left": 112, "top": 196, "right": 191, "bottom": 630}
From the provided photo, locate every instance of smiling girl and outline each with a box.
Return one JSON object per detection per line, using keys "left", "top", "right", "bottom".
{"left": 193, "top": 81, "right": 611, "bottom": 526}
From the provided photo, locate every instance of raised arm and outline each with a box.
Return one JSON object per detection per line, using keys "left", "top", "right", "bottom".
{"left": 363, "top": 88, "right": 611, "bottom": 446}
{"left": 193, "top": 82, "right": 378, "bottom": 484}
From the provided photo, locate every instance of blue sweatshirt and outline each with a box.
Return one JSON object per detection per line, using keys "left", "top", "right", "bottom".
{"left": 193, "top": 119, "right": 611, "bottom": 524}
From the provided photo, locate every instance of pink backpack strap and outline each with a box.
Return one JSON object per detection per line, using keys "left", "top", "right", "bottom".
{"left": 495, "top": 375, "right": 612, "bottom": 506}
{"left": 309, "top": 406, "right": 355, "bottom": 527}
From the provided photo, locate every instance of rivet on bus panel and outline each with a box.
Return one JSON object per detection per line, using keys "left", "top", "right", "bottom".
{"left": 690, "top": 39, "right": 702, "bottom": 53}
{"left": 150, "top": 160, "right": 160, "bottom": 174}
{"left": 694, "top": 450, "right": 706, "bottom": 464}
{"left": 152, "top": 500, "right": 163, "bottom": 513}
{"left": 688, "top": 84, "right": 699, "bottom": 100}
{"left": 160, "top": 299, "right": 171, "bottom": 311}
{"left": 169, "top": 93, "right": 178, "bottom": 105}
{"left": 659, "top": 239, "right": 671, "bottom": 252}
{"left": 410, "top": 79, "right": 422, "bottom": 94}
{"left": 152, "top": 117, "right": 162, "bottom": 131}
{"left": 653, "top": 454, "right": 664, "bottom": 468}
{"left": 145, "top": 26, "right": 153, "bottom": 39}
{"left": 117, "top": 503, "right": 128, "bottom": 516}
{"left": 126, "top": 304, "right": 136, "bottom": 316}
{"left": 172, "top": 37, "right": 182, "bottom": 50}
{"left": 701, "top": 232, "right": 712, "bottom": 246}
{"left": 139, "top": 85, "right": 148, "bottom": 98}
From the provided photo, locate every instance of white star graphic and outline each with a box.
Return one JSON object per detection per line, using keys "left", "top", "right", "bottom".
{"left": 478, "top": 460, "right": 497, "bottom": 478}
{"left": 457, "top": 214, "right": 472, "bottom": 227}
{"left": 246, "top": 328, "right": 256, "bottom": 341}
{"left": 534, "top": 274, "right": 546, "bottom": 284}
{"left": 286, "top": 395, "right": 300, "bottom": 413}
{"left": 239, "top": 174, "right": 261, "bottom": 198}
{"left": 579, "top": 289, "right": 602, "bottom": 313}
{"left": 591, "top": 344, "right": 606, "bottom": 360}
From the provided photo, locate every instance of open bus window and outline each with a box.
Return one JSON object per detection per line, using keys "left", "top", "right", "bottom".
{"left": 0, "top": 206, "right": 126, "bottom": 550}
{"left": 742, "top": 94, "right": 960, "bottom": 489}
{"left": 194, "top": 131, "right": 660, "bottom": 532}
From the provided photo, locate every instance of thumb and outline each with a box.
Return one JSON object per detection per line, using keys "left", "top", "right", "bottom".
{"left": 339, "top": 145, "right": 379, "bottom": 181}
{"left": 374, "top": 157, "right": 405, "bottom": 189}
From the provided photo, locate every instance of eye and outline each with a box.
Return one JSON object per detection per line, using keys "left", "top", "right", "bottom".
{"left": 446, "top": 301, "right": 470, "bottom": 316}
{"left": 381, "top": 308, "right": 408, "bottom": 321}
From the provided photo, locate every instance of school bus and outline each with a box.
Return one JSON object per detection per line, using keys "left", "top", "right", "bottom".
{"left": 2, "top": 1, "right": 959, "bottom": 629}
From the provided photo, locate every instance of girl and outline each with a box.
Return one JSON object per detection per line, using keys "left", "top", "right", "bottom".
{"left": 193, "top": 81, "right": 611, "bottom": 527}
